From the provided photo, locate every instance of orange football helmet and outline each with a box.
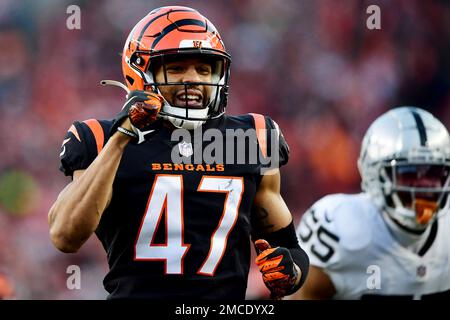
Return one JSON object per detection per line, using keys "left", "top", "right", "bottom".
{"left": 121, "top": 6, "right": 231, "bottom": 129}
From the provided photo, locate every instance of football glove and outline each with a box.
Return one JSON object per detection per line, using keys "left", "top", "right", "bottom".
{"left": 255, "top": 239, "right": 299, "bottom": 299}
{"left": 111, "top": 90, "right": 163, "bottom": 143}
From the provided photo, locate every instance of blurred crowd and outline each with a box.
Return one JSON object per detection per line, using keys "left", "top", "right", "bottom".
{"left": 0, "top": 0, "right": 449, "bottom": 299}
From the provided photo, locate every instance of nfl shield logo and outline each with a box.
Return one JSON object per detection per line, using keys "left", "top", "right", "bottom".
{"left": 178, "top": 141, "right": 193, "bottom": 157}
{"left": 417, "top": 265, "right": 426, "bottom": 278}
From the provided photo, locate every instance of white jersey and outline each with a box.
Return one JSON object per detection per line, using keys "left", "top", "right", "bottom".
{"left": 297, "top": 193, "right": 450, "bottom": 299}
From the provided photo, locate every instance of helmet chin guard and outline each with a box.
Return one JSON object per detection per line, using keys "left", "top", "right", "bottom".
{"left": 159, "top": 101, "right": 209, "bottom": 130}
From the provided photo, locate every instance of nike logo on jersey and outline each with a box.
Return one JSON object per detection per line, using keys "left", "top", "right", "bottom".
{"left": 136, "top": 129, "right": 155, "bottom": 144}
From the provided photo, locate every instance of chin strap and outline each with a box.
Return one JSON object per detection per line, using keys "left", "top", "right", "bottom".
{"left": 100, "top": 80, "right": 130, "bottom": 94}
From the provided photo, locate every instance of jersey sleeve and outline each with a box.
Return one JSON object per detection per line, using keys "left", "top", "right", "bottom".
{"left": 59, "top": 119, "right": 109, "bottom": 177}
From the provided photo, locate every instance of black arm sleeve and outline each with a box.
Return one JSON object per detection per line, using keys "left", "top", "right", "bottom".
{"left": 252, "top": 221, "right": 310, "bottom": 290}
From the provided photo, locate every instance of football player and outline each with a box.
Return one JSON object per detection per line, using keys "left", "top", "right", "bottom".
{"left": 48, "top": 6, "right": 308, "bottom": 299}
{"left": 288, "top": 107, "right": 450, "bottom": 299}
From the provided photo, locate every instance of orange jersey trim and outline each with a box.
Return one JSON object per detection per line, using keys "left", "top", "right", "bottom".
{"left": 83, "top": 119, "right": 104, "bottom": 154}
{"left": 250, "top": 113, "right": 267, "bottom": 158}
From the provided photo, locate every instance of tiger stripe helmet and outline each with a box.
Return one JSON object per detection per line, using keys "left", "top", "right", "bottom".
{"left": 122, "top": 6, "right": 231, "bottom": 129}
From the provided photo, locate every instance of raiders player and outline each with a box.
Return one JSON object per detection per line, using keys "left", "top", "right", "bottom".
{"left": 289, "top": 107, "right": 450, "bottom": 299}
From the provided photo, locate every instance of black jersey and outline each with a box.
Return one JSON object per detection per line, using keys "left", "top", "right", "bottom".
{"left": 59, "top": 113, "right": 289, "bottom": 300}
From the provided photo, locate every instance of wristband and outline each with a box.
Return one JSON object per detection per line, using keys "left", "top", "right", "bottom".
{"left": 117, "top": 126, "right": 138, "bottom": 139}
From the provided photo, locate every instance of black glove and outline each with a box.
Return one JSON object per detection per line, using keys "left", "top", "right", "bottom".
{"left": 255, "top": 239, "right": 299, "bottom": 299}
{"left": 110, "top": 90, "right": 163, "bottom": 142}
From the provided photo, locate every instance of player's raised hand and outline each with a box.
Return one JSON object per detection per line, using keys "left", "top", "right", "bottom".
{"left": 255, "top": 239, "right": 300, "bottom": 299}
{"left": 126, "top": 90, "right": 163, "bottom": 129}
{"left": 111, "top": 90, "right": 164, "bottom": 142}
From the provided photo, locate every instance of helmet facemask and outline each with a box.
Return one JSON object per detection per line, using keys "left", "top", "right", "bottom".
{"left": 377, "top": 159, "right": 450, "bottom": 232}
{"left": 358, "top": 107, "right": 450, "bottom": 234}
{"left": 152, "top": 52, "right": 228, "bottom": 130}
{"left": 132, "top": 49, "right": 230, "bottom": 130}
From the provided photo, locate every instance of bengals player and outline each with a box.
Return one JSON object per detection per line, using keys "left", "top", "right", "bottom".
{"left": 48, "top": 6, "right": 308, "bottom": 300}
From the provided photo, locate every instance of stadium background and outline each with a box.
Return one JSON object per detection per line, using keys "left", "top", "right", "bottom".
{"left": 0, "top": 0, "right": 449, "bottom": 299}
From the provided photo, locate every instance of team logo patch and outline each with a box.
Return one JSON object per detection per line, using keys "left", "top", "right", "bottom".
{"left": 178, "top": 141, "right": 193, "bottom": 157}
{"left": 179, "top": 39, "right": 212, "bottom": 49}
